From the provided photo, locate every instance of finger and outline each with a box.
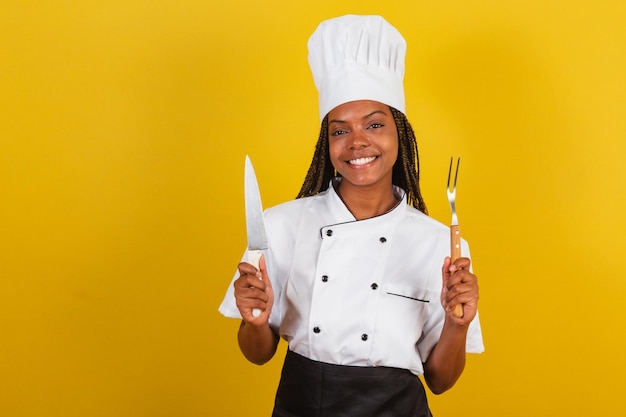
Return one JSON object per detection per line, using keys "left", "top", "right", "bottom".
{"left": 445, "top": 275, "right": 479, "bottom": 306}
{"left": 446, "top": 281, "right": 478, "bottom": 302}
{"left": 450, "top": 256, "right": 471, "bottom": 272}
{"left": 446, "top": 259, "right": 472, "bottom": 289}
{"left": 446, "top": 269, "right": 472, "bottom": 289}
{"left": 238, "top": 261, "right": 262, "bottom": 279}
{"left": 447, "top": 290, "right": 478, "bottom": 322}
{"left": 235, "top": 286, "right": 269, "bottom": 302}
{"left": 237, "top": 295, "right": 269, "bottom": 320}
{"left": 446, "top": 271, "right": 477, "bottom": 295}
{"left": 235, "top": 275, "right": 266, "bottom": 293}
{"left": 450, "top": 269, "right": 477, "bottom": 286}
{"left": 236, "top": 256, "right": 269, "bottom": 291}
{"left": 234, "top": 281, "right": 270, "bottom": 305}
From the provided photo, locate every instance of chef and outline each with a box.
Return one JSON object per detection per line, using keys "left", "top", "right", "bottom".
{"left": 219, "top": 14, "right": 484, "bottom": 417}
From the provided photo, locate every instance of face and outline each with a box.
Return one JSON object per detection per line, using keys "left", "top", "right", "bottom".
{"left": 327, "top": 100, "right": 398, "bottom": 191}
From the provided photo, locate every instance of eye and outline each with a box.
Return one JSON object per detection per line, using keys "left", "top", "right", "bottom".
{"left": 330, "top": 129, "right": 348, "bottom": 136}
{"left": 368, "top": 123, "right": 384, "bottom": 129}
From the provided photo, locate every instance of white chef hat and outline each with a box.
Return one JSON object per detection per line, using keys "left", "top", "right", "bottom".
{"left": 308, "top": 15, "right": 407, "bottom": 121}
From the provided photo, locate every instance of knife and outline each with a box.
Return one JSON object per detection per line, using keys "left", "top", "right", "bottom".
{"left": 244, "top": 155, "right": 269, "bottom": 318}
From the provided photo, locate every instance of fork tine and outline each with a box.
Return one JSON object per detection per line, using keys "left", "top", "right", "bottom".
{"left": 447, "top": 156, "right": 460, "bottom": 191}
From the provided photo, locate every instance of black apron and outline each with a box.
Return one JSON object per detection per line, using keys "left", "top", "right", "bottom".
{"left": 272, "top": 349, "right": 433, "bottom": 417}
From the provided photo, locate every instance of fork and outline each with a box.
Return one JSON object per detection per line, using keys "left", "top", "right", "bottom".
{"left": 447, "top": 156, "right": 464, "bottom": 318}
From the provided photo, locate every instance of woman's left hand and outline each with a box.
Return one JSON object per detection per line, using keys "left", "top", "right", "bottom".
{"left": 440, "top": 256, "right": 479, "bottom": 325}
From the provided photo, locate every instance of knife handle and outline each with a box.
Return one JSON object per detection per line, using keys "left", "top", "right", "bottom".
{"left": 450, "top": 225, "right": 464, "bottom": 318}
{"left": 248, "top": 249, "right": 263, "bottom": 318}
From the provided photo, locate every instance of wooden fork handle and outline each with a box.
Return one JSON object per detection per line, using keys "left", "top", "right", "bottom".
{"left": 450, "top": 225, "right": 464, "bottom": 318}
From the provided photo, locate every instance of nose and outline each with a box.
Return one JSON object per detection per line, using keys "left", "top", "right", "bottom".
{"left": 349, "top": 129, "right": 370, "bottom": 149}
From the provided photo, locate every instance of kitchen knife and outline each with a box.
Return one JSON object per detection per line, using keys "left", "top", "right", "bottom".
{"left": 244, "top": 155, "right": 269, "bottom": 318}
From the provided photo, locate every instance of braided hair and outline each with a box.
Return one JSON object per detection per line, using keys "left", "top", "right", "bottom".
{"left": 296, "top": 106, "right": 428, "bottom": 214}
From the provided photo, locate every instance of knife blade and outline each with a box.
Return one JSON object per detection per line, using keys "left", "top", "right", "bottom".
{"left": 244, "top": 155, "right": 269, "bottom": 318}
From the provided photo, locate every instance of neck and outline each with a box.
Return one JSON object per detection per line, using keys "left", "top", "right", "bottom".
{"left": 335, "top": 180, "right": 399, "bottom": 220}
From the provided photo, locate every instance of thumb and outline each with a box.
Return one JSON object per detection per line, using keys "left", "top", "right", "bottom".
{"left": 440, "top": 256, "right": 453, "bottom": 308}
{"left": 259, "top": 254, "right": 272, "bottom": 288}
{"left": 441, "top": 256, "right": 452, "bottom": 286}
{"left": 259, "top": 254, "right": 274, "bottom": 316}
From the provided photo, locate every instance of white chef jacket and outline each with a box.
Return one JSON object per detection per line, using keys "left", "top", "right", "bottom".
{"left": 219, "top": 179, "right": 484, "bottom": 376}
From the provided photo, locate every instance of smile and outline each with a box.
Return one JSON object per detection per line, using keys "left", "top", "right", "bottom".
{"left": 348, "top": 156, "right": 377, "bottom": 166}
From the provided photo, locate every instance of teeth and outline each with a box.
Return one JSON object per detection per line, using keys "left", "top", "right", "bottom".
{"left": 349, "top": 156, "right": 376, "bottom": 166}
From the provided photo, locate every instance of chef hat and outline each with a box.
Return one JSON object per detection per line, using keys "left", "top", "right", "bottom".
{"left": 308, "top": 15, "right": 407, "bottom": 121}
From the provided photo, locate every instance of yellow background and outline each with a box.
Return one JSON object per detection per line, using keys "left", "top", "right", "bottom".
{"left": 1, "top": 0, "right": 625, "bottom": 416}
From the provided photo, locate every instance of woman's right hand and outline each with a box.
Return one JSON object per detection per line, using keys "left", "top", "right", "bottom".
{"left": 233, "top": 254, "right": 274, "bottom": 324}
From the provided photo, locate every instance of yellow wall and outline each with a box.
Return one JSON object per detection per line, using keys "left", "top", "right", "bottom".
{"left": 1, "top": 0, "right": 625, "bottom": 415}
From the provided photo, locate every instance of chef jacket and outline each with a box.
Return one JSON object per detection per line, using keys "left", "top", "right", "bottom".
{"left": 219, "top": 179, "right": 484, "bottom": 376}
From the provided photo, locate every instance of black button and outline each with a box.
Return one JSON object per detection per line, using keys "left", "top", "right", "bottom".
{"left": 322, "top": 275, "right": 328, "bottom": 282}
{"left": 361, "top": 334, "right": 368, "bottom": 341}
{"left": 313, "top": 327, "right": 321, "bottom": 334}
{"left": 370, "top": 283, "right": 378, "bottom": 290}
{"left": 379, "top": 237, "right": 387, "bottom": 243}
{"left": 326, "top": 229, "right": 333, "bottom": 237}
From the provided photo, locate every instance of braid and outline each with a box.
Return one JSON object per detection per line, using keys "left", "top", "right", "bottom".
{"left": 296, "top": 116, "right": 334, "bottom": 198}
{"left": 296, "top": 107, "right": 428, "bottom": 215}
{"left": 390, "top": 107, "right": 428, "bottom": 214}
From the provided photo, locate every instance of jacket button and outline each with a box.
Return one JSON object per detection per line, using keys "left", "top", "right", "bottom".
{"left": 322, "top": 275, "right": 328, "bottom": 282}
{"left": 379, "top": 237, "right": 387, "bottom": 243}
{"left": 326, "top": 229, "right": 333, "bottom": 237}
{"left": 370, "top": 283, "right": 378, "bottom": 290}
{"left": 361, "top": 334, "right": 368, "bottom": 341}
{"left": 313, "top": 327, "right": 321, "bottom": 334}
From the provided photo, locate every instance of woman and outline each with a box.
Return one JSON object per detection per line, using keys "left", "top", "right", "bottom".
{"left": 219, "top": 15, "right": 483, "bottom": 416}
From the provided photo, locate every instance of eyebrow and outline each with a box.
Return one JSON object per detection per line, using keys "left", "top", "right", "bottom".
{"left": 328, "top": 109, "right": 388, "bottom": 124}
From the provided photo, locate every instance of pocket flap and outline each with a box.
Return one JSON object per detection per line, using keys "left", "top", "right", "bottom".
{"left": 384, "top": 283, "right": 431, "bottom": 303}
